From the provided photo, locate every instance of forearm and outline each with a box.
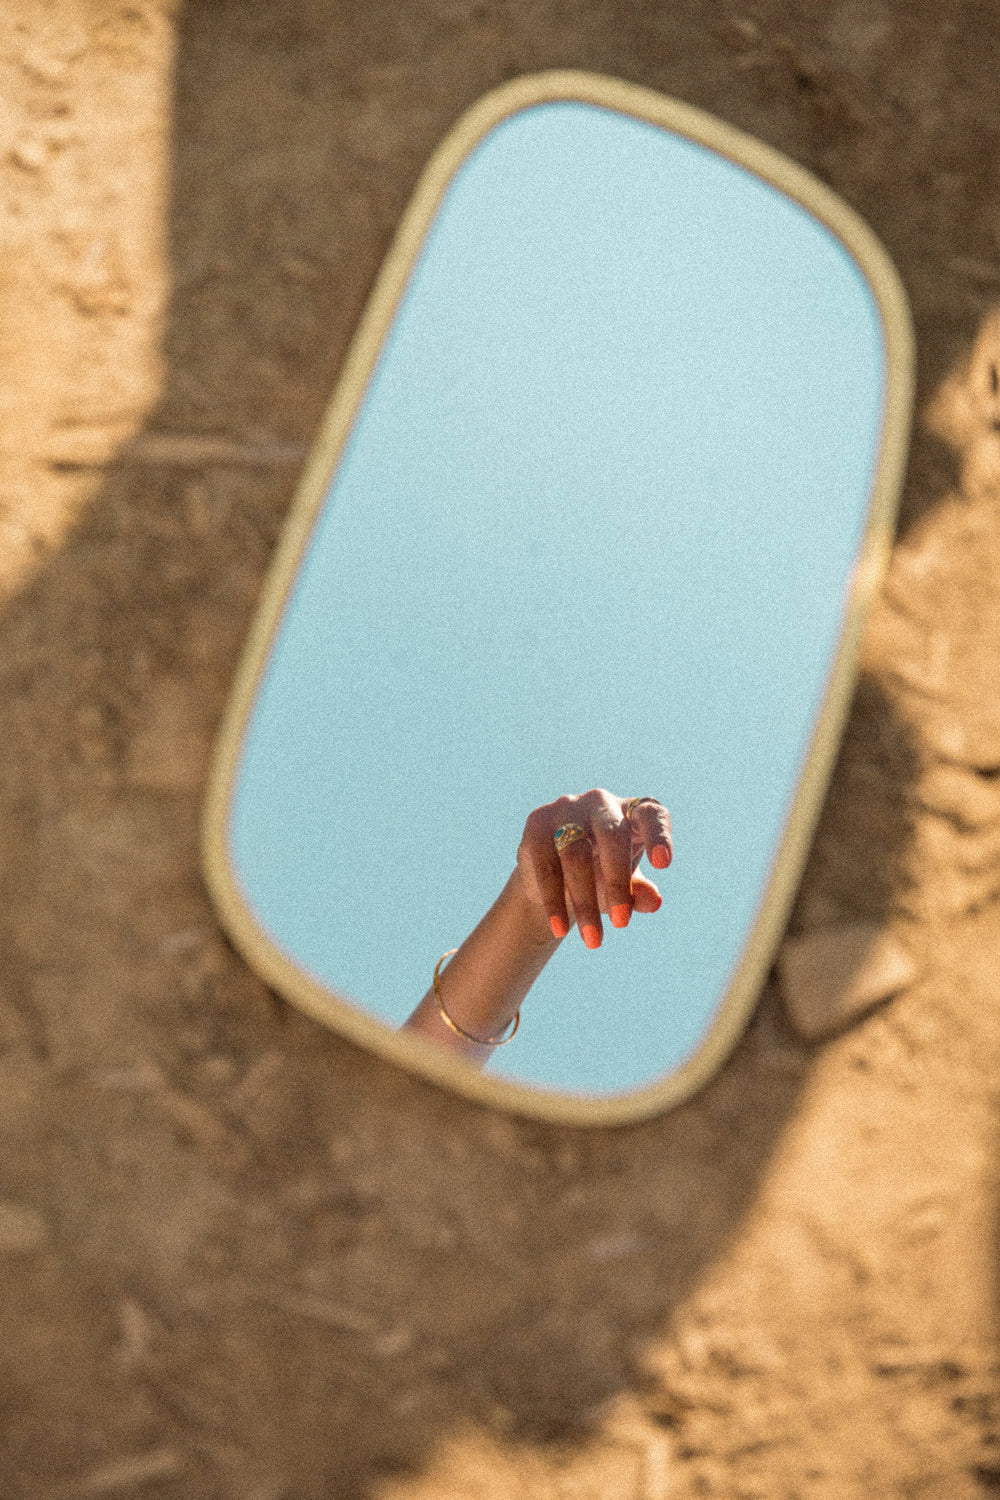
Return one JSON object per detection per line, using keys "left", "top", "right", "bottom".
{"left": 401, "top": 867, "right": 563, "bottom": 1065}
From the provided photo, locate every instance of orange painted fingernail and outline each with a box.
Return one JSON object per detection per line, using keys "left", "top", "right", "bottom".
{"left": 651, "top": 844, "right": 672, "bottom": 869}
{"left": 610, "top": 903, "right": 631, "bottom": 928}
{"left": 581, "top": 923, "right": 602, "bottom": 949}
{"left": 549, "top": 914, "right": 569, "bottom": 939}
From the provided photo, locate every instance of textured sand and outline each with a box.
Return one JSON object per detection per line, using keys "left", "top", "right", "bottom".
{"left": 2, "top": 3, "right": 1000, "bottom": 1496}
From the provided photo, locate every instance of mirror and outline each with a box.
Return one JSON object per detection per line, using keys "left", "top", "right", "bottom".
{"left": 202, "top": 71, "right": 913, "bottom": 1125}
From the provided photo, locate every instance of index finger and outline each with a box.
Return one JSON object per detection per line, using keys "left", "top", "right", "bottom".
{"left": 518, "top": 812, "right": 572, "bottom": 939}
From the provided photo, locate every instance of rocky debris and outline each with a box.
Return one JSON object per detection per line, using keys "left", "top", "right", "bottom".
{"left": 924, "top": 308, "right": 1000, "bottom": 499}
{"left": 912, "top": 761, "right": 1000, "bottom": 831}
{"left": 777, "top": 923, "right": 919, "bottom": 1040}
{"left": 873, "top": 497, "right": 1000, "bottom": 769}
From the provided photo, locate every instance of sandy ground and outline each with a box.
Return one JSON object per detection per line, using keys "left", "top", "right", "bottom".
{"left": 2, "top": 1, "right": 1000, "bottom": 1496}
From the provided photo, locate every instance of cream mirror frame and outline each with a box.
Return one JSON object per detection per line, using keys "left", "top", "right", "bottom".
{"left": 202, "top": 71, "right": 914, "bottom": 1126}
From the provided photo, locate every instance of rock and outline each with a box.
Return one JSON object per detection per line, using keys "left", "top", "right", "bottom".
{"left": 777, "top": 923, "right": 919, "bottom": 1040}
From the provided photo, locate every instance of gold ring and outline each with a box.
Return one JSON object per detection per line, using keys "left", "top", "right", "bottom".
{"left": 623, "top": 797, "right": 659, "bottom": 826}
{"left": 554, "top": 823, "right": 589, "bottom": 854}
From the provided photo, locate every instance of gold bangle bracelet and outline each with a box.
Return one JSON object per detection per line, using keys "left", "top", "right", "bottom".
{"left": 433, "top": 949, "right": 520, "bottom": 1047}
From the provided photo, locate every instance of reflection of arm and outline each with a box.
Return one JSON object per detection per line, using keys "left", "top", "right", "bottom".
{"left": 401, "top": 868, "right": 562, "bottom": 1066}
{"left": 402, "top": 791, "right": 671, "bottom": 1070}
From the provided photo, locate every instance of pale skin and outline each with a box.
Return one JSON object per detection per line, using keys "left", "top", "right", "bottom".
{"left": 402, "top": 789, "right": 672, "bottom": 1066}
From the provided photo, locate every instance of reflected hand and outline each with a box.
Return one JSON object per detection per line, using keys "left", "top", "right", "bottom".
{"left": 516, "top": 789, "right": 672, "bottom": 950}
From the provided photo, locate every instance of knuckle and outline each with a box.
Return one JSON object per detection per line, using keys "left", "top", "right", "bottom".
{"left": 540, "top": 796, "right": 573, "bottom": 827}
{"left": 582, "top": 787, "right": 611, "bottom": 807}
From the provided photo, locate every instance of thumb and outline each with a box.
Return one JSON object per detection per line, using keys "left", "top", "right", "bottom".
{"left": 630, "top": 872, "right": 662, "bottom": 913}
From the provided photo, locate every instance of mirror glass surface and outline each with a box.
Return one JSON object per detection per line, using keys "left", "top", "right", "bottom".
{"left": 224, "top": 97, "right": 888, "bottom": 1100}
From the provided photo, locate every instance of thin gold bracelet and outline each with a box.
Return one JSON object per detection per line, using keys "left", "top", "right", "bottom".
{"left": 433, "top": 949, "right": 520, "bottom": 1047}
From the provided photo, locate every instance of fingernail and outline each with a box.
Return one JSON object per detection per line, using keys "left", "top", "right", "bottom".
{"left": 549, "top": 914, "right": 569, "bottom": 939}
{"left": 651, "top": 844, "right": 672, "bottom": 869}
{"left": 581, "top": 923, "right": 602, "bottom": 949}
{"left": 610, "top": 903, "right": 631, "bottom": 928}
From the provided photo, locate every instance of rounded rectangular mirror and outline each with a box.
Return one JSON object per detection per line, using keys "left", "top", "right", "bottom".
{"left": 202, "top": 71, "right": 913, "bottom": 1125}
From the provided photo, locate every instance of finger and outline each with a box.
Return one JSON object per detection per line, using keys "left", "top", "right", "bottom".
{"left": 588, "top": 807, "right": 635, "bottom": 928}
{"left": 518, "top": 821, "right": 570, "bottom": 939}
{"left": 630, "top": 871, "right": 662, "bottom": 913}
{"left": 557, "top": 836, "right": 603, "bottom": 948}
{"left": 627, "top": 798, "right": 673, "bottom": 870}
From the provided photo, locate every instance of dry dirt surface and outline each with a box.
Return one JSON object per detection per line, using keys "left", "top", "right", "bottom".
{"left": 2, "top": 2, "right": 1000, "bottom": 1497}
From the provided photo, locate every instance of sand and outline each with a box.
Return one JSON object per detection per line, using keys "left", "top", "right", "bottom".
{"left": 2, "top": 2, "right": 1000, "bottom": 1495}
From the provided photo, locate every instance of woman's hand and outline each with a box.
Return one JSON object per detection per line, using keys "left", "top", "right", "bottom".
{"left": 403, "top": 789, "right": 672, "bottom": 1063}
{"left": 515, "top": 789, "right": 672, "bottom": 950}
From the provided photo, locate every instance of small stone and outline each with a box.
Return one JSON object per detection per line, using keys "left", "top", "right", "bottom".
{"left": 777, "top": 923, "right": 919, "bottom": 1040}
{"left": 10, "top": 134, "right": 48, "bottom": 172}
{"left": 0, "top": 1200, "right": 49, "bottom": 1253}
